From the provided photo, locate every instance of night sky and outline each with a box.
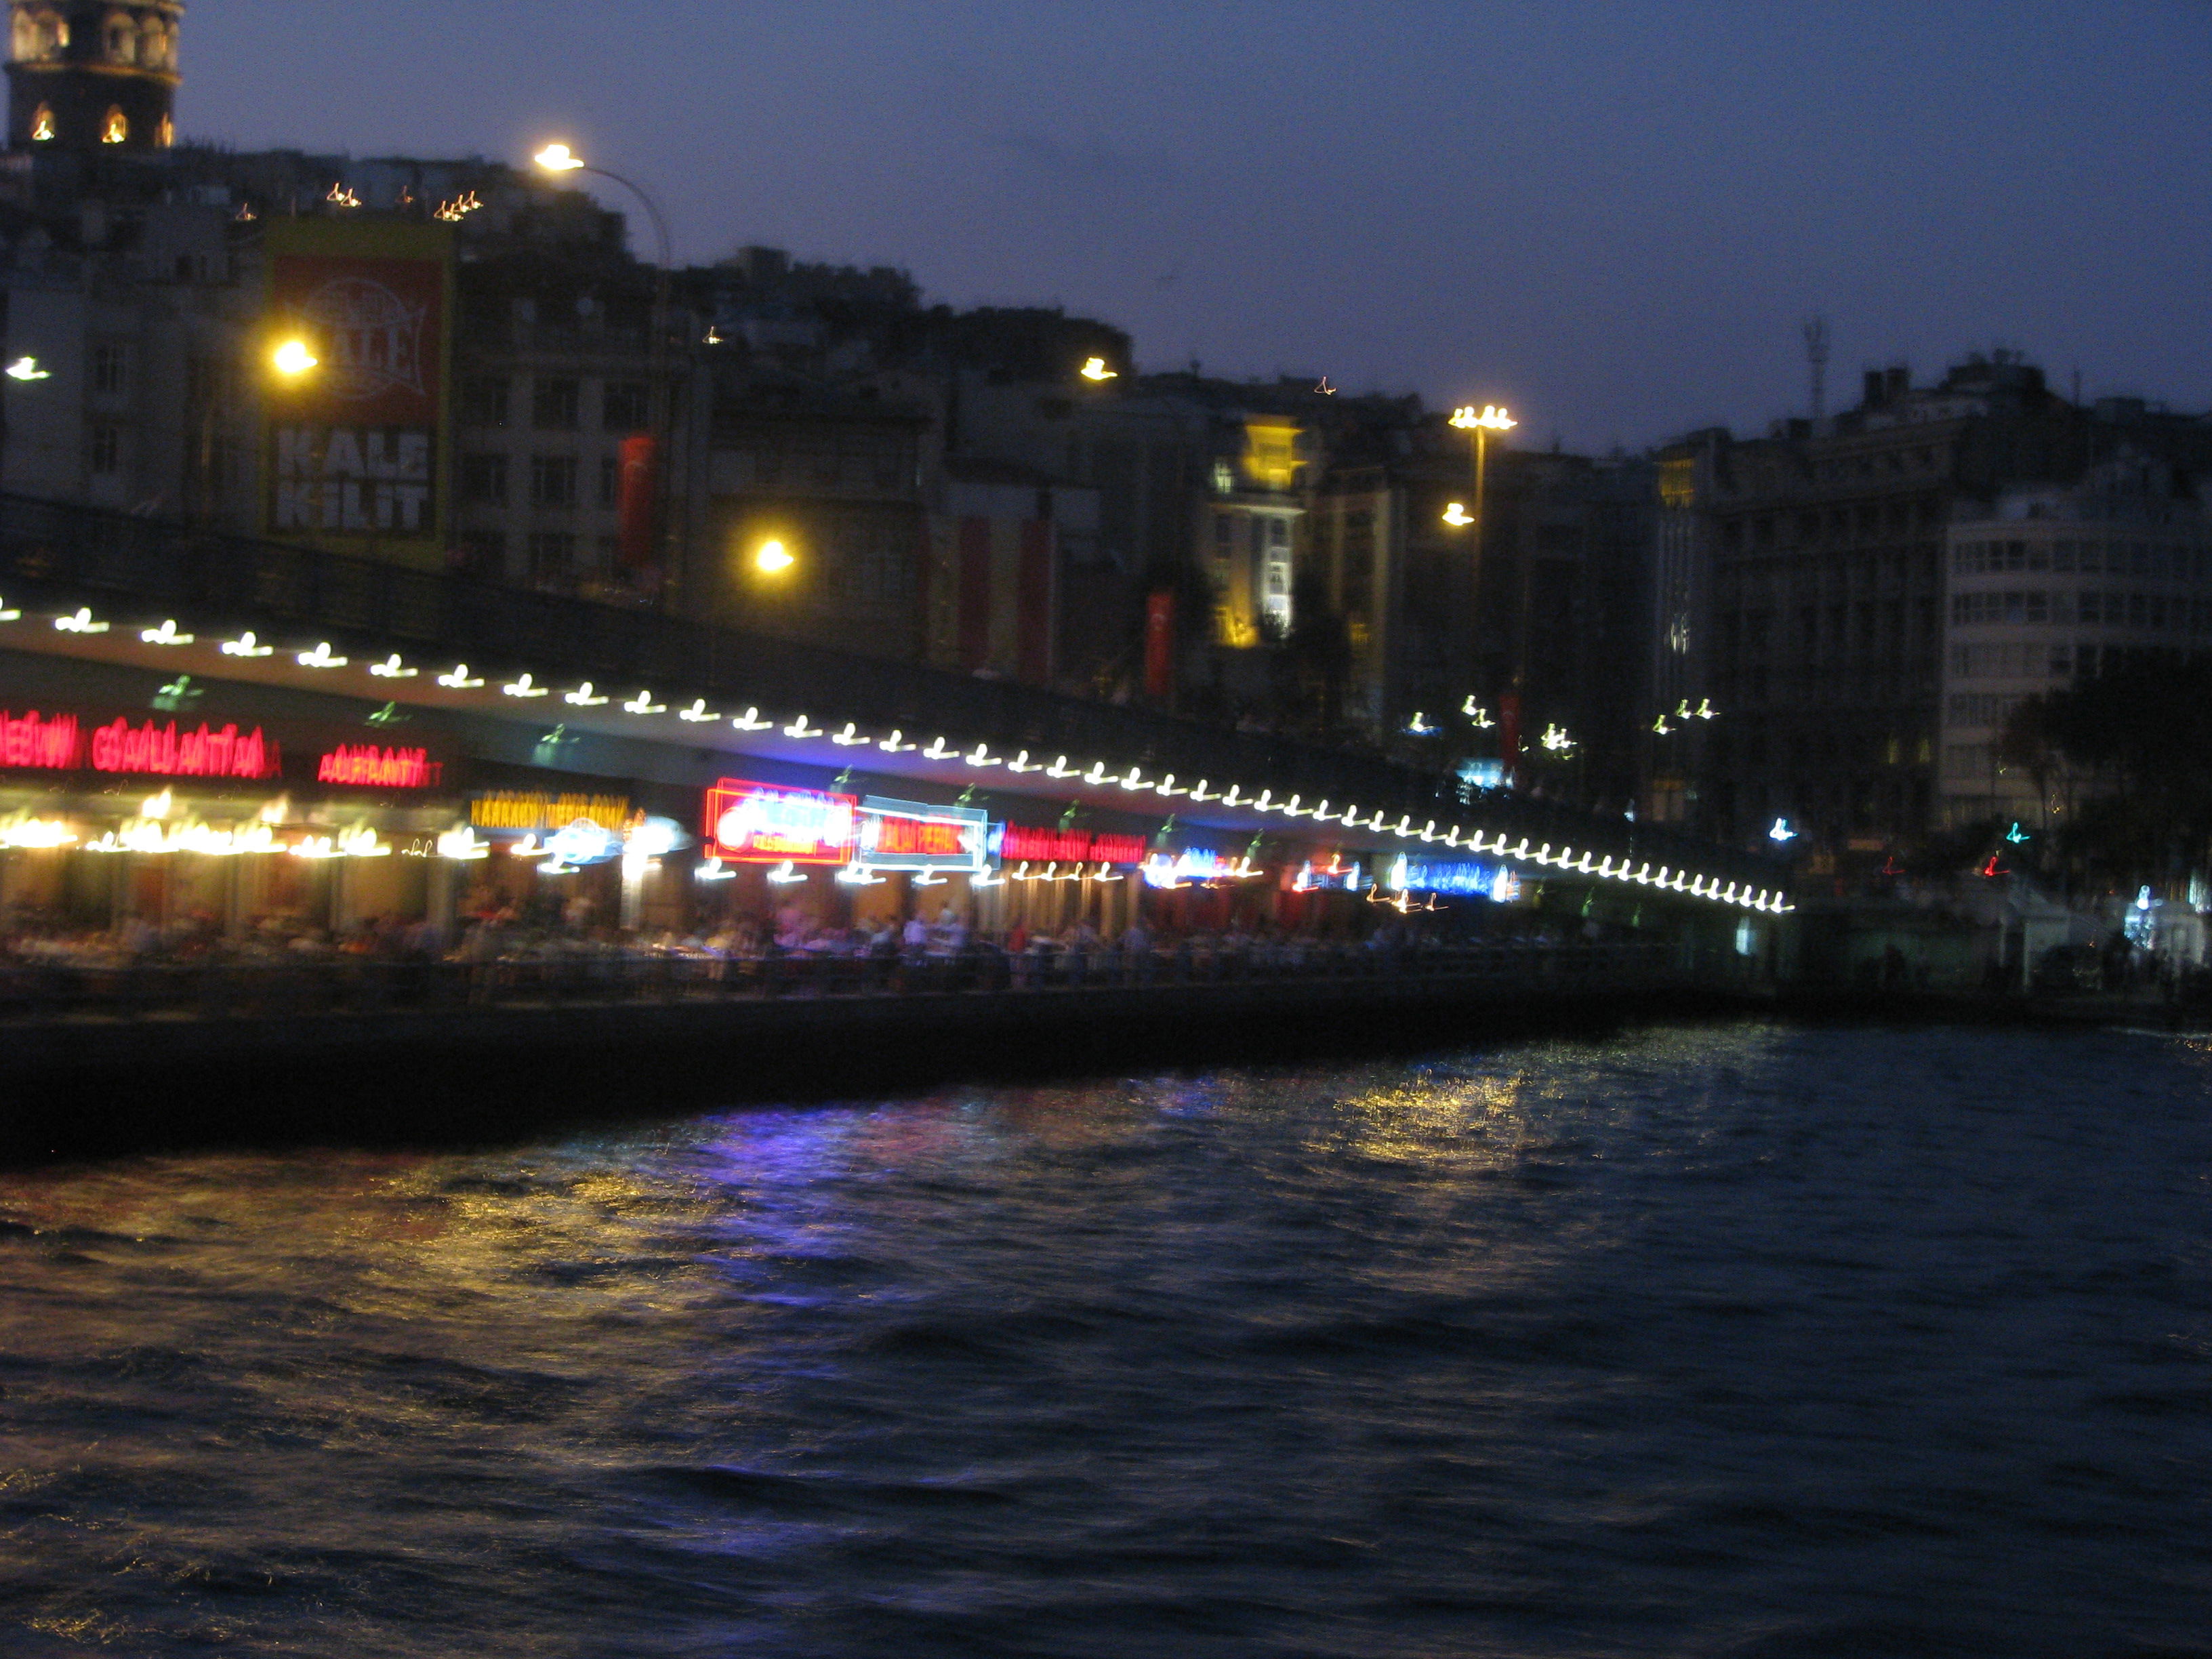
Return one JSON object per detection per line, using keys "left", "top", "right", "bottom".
{"left": 184, "top": 2, "right": 2211, "bottom": 449}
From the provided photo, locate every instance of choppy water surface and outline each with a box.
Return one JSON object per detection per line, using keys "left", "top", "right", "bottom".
{"left": 2, "top": 1023, "right": 2209, "bottom": 1658}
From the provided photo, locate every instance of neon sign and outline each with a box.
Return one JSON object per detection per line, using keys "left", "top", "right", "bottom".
{"left": 317, "top": 744, "right": 442, "bottom": 787}
{"left": 0, "top": 709, "right": 80, "bottom": 770}
{"left": 0, "top": 710, "right": 284, "bottom": 779}
{"left": 90, "top": 718, "right": 282, "bottom": 780}
{"left": 1143, "top": 847, "right": 1231, "bottom": 887}
{"left": 994, "top": 824, "right": 1151, "bottom": 865}
{"left": 470, "top": 792, "right": 630, "bottom": 832}
{"left": 856, "top": 796, "right": 987, "bottom": 874}
{"left": 1393, "top": 858, "right": 1519, "bottom": 901}
{"left": 545, "top": 818, "right": 621, "bottom": 867}
{"left": 705, "top": 778, "right": 857, "bottom": 864}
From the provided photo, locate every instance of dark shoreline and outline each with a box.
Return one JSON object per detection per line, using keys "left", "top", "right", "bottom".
{"left": 0, "top": 982, "right": 2186, "bottom": 1166}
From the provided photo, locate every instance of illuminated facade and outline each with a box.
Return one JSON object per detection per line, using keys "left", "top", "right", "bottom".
{"left": 1202, "top": 414, "right": 1307, "bottom": 647}
{"left": 5, "top": 0, "right": 180, "bottom": 152}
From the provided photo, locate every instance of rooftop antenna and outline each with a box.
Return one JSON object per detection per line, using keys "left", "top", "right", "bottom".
{"left": 1802, "top": 316, "right": 1830, "bottom": 422}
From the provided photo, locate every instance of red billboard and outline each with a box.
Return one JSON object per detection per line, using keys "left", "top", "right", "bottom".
{"left": 264, "top": 220, "right": 453, "bottom": 566}
{"left": 704, "top": 779, "right": 858, "bottom": 864}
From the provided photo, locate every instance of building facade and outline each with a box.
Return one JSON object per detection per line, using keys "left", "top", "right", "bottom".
{"left": 1938, "top": 453, "right": 2212, "bottom": 831}
{"left": 1699, "top": 355, "right": 2089, "bottom": 859}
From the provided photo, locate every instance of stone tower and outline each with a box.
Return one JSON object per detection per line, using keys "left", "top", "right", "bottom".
{"left": 7, "top": 2, "right": 181, "bottom": 152}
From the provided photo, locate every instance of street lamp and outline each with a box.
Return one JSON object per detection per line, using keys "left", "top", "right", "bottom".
{"left": 1446, "top": 401, "right": 1517, "bottom": 775}
{"left": 533, "top": 141, "right": 676, "bottom": 598}
{"left": 754, "top": 537, "right": 795, "bottom": 575}
{"left": 1446, "top": 403, "right": 1515, "bottom": 538}
{"left": 271, "top": 339, "right": 319, "bottom": 377}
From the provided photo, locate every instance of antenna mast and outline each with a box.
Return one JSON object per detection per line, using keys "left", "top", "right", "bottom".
{"left": 1802, "top": 316, "right": 1830, "bottom": 423}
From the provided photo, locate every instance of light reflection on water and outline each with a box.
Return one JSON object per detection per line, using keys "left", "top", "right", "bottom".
{"left": 1, "top": 1021, "right": 2209, "bottom": 1658}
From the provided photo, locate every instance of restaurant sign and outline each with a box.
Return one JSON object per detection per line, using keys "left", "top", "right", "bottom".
{"left": 855, "top": 796, "right": 988, "bottom": 874}
{"left": 317, "top": 744, "right": 443, "bottom": 788}
{"left": 470, "top": 791, "right": 632, "bottom": 833}
{"left": 705, "top": 778, "right": 857, "bottom": 864}
{"left": 992, "top": 823, "right": 1151, "bottom": 865}
{"left": 1, "top": 710, "right": 283, "bottom": 779}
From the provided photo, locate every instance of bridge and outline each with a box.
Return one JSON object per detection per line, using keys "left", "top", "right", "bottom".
{"left": 0, "top": 492, "right": 1790, "bottom": 914}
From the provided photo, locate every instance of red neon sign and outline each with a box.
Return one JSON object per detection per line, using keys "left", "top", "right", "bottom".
{"left": 1, "top": 710, "right": 80, "bottom": 770}
{"left": 874, "top": 817, "right": 967, "bottom": 859}
{"left": 1, "top": 710, "right": 282, "bottom": 779}
{"left": 317, "top": 745, "right": 443, "bottom": 787}
{"left": 704, "top": 778, "right": 857, "bottom": 864}
{"left": 91, "top": 718, "right": 281, "bottom": 780}
{"left": 998, "top": 825, "right": 1150, "bottom": 865}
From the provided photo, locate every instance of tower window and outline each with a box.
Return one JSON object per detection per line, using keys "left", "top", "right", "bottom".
{"left": 106, "top": 23, "right": 134, "bottom": 63}
{"left": 157, "top": 114, "right": 173, "bottom": 148}
{"left": 30, "top": 104, "right": 54, "bottom": 143}
{"left": 14, "top": 9, "right": 65, "bottom": 59}
{"left": 102, "top": 108, "right": 128, "bottom": 145}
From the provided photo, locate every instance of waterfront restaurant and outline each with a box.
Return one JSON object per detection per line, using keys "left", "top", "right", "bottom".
{"left": 0, "top": 699, "right": 466, "bottom": 937}
{"left": 0, "top": 697, "right": 705, "bottom": 941}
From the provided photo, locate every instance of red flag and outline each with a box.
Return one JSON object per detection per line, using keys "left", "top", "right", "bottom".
{"left": 617, "top": 434, "right": 657, "bottom": 570}
{"left": 1145, "top": 590, "right": 1176, "bottom": 702}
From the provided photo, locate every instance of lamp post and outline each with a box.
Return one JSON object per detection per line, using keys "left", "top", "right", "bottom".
{"left": 533, "top": 144, "right": 678, "bottom": 605}
{"left": 1443, "top": 403, "right": 1516, "bottom": 776}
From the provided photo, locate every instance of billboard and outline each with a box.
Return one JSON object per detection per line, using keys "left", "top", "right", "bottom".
{"left": 263, "top": 220, "right": 455, "bottom": 567}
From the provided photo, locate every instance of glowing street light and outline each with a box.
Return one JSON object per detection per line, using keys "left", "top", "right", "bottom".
{"left": 1079, "top": 356, "right": 1118, "bottom": 382}
{"left": 754, "top": 538, "right": 795, "bottom": 574}
{"left": 533, "top": 143, "right": 586, "bottom": 172}
{"left": 272, "top": 339, "right": 319, "bottom": 376}
{"left": 5, "top": 356, "right": 51, "bottom": 382}
{"left": 1441, "top": 501, "right": 1473, "bottom": 527}
{"left": 1450, "top": 403, "right": 1517, "bottom": 434}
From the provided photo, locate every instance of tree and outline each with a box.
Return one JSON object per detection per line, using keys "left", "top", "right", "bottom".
{"left": 2004, "top": 656, "right": 2212, "bottom": 886}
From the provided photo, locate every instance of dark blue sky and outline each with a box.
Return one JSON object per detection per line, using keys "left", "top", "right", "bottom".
{"left": 187, "top": 2, "right": 2211, "bottom": 449}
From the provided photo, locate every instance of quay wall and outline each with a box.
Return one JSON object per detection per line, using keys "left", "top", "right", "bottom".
{"left": 1, "top": 972, "right": 1761, "bottom": 1162}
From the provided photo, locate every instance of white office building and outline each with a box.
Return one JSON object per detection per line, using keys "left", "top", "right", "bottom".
{"left": 1939, "top": 453, "right": 2211, "bottom": 830}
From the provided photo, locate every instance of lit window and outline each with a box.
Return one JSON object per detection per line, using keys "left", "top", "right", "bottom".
{"left": 29, "top": 104, "right": 54, "bottom": 142}
{"left": 102, "top": 107, "right": 128, "bottom": 145}
{"left": 156, "top": 113, "right": 173, "bottom": 148}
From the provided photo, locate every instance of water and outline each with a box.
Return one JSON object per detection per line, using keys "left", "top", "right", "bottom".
{"left": 1, "top": 1023, "right": 2208, "bottom": 1658}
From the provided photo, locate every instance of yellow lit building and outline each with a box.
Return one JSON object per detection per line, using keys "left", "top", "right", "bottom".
{"left": 1203, "top": 413, "right": 1308, "bottom": 648}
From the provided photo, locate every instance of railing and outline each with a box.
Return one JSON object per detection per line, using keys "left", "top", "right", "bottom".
{"left": 0, "top": 490, "right": 1778, "bottom": 886}
{"left": 0, "top": 939, "right": 1736, "bottom": 1024}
